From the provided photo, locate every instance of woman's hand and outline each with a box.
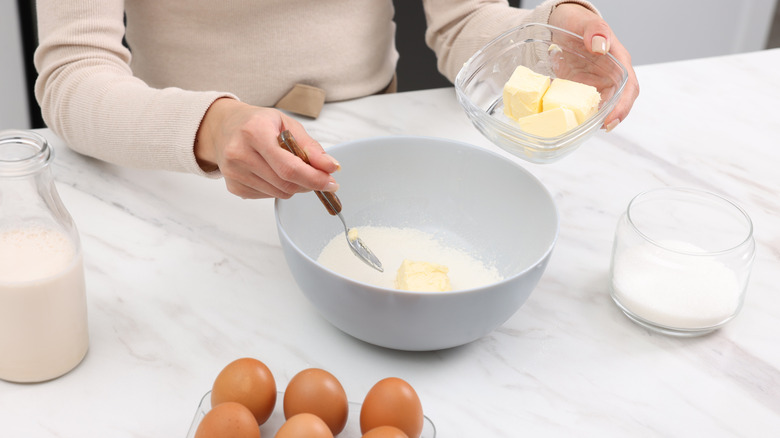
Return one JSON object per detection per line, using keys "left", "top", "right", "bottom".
{"left": 194, "top": 98, "right": 340, "bottom": 199}
{"left": 549, "top": 3, "right": 639, "bottom": 132}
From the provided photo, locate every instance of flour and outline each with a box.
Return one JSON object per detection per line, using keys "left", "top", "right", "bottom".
{"left": 317, "top": 226, "right": 502, "bottom": 291}
{"left": 611, "top": 239, "right": 741, "bottom": 329}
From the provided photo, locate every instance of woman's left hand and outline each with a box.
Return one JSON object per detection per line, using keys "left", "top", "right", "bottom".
{"left": 549, "top": 3, "right": 639, "bottom": 132}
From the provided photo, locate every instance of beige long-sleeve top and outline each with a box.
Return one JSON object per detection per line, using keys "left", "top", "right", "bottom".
{"left": 34, "top": 0, "right": 595, "bottom": 176}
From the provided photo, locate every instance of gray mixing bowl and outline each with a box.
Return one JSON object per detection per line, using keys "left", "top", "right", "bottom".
{"left": 275, "top": 136, "right": 558, "bottom": 350}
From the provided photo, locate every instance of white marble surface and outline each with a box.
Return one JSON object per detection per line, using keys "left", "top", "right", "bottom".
{"left": 2, "top": 49, "right": 779, "bottom": 437}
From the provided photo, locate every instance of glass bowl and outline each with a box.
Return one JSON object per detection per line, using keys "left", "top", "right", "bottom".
{"left": 455, "top": 23, "right": 628, "bottom": 163}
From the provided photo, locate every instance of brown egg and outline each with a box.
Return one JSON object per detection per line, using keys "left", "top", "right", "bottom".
{"left": 362, "top": 425, "right": 410, "bottom": 438}
{"left": 211, "top": 357, "right": 277, "bottom": 425}
{"left": 360, "top": 377, "right": 424, "bottom": 438}
{"left": 283, "top": 368, "right": 348, "bottom": 435}
{"left": 194, "top": 401, "right": 260, "bottom": 438}
{"left": 275, "top": 413, "right": 334, "bottom": 438}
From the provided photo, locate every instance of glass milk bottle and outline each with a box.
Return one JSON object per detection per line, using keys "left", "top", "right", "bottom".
{"left": 0, "top": 130, "right": 88, "bottom": 382}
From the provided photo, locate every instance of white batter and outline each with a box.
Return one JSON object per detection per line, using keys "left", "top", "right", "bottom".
{"left": 317, "top": 226, "right": 502, "bottom": 291}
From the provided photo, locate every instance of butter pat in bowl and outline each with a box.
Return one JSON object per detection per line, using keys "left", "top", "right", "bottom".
{"left": 455, "top": 23, "right": 628, "bottom": 163}
{"left": 505, "top": 69, "right": 600, "bottom": 137}
{"left": 395, "top": 259, "right": 452, "bottom": 293}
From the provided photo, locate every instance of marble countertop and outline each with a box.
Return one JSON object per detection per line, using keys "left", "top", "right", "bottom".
{"left": 2, "top": 48, "right": 779, "bottom": 437}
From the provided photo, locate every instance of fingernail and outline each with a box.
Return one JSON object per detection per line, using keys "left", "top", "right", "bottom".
{"left": 323, "top": 181, "right": 339, "bottom": 192}
{"left": 604, "top": 119, "right": 620, "bottom": 132}
{"left": 592, "top": 35, "right": 608, "bottom": 54}
{"left": 329, "top": 156, "right": 341, "bottom": 171}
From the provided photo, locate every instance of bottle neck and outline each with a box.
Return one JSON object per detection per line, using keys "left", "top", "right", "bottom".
{"left": 0, "top": 130, "right": 52, "bottom": 178}
{"left": 0, "top": 130, "right": 76, "bottom": 248}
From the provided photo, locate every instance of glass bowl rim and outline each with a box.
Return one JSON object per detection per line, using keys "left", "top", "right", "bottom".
{"left": 625, "top": 187, "right": 755, "bottom": 255}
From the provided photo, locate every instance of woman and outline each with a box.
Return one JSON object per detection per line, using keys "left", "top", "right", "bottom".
{"left": 34, "top": 0, "right": 638, "bottom": 200}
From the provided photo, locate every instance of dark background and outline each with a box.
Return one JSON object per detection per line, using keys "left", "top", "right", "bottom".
{"left": 15, "top": 1, "right": 522, "bottom": 128}
{"left": 16, "top": 0, "right": 41, "bottom": 128}
{"left": 393, "top": 0, "right": 521, "bottom": 91}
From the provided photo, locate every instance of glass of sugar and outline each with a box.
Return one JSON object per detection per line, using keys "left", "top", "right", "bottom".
{"left": 609, "top": 187, "right": 755, "bottom": 336}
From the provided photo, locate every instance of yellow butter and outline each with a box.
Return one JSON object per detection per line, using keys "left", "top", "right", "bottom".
{"left": 516, "top": 107, "right": 578, "bottom": 137}
{"left": 542, "top": 78, "right": 601, "bottom": 124}
{"left": 502, "top": 65, "right": 551, "bottom": 120}
{"left": 395, "top": 259, "right": 452, "bottom": 292}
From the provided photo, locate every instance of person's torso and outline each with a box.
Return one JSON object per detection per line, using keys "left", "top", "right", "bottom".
{"left": 124, "top": 0, "right": 398, "bottom": 105}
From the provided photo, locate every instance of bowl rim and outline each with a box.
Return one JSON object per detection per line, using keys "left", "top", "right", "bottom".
{"left": 274, "top": 135, "right": 560, "bottom": 296}
{"left": 454, "top": 22, "right": 629, "bottom": 146}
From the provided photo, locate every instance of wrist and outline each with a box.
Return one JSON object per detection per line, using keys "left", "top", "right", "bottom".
{"left": 195, "top": 97, "right": 236, "bottom": 172}
{"left": 549, "top": 1, "right": 599, "bottom": 28}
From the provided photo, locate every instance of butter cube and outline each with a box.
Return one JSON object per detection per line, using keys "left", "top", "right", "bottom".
{"left": 542, "top": 78, "right": 601, "bottom": 124}
{"left": 502, "top": 66, "right": 551, "bottom": 120}
{"left": 516, "top": 107, "right": 578, "bottom": 137}
{"left": 395, "top": 259, "right": 452, "bottom": 292}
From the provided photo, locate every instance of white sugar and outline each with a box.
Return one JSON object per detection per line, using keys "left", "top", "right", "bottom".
{"left": 611, "top": 239, "right": 741, "bottom": 328}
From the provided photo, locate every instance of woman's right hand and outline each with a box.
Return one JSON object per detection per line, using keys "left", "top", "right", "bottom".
{"left": 194, "top": 98, "right": 341, "bottom": 199}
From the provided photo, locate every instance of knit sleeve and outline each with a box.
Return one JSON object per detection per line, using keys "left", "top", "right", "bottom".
{"left": 33, "top": 0, "right": 235, "bottom": 176}
{"left": 422, "top": 0, "right": 600, "bottom": 83}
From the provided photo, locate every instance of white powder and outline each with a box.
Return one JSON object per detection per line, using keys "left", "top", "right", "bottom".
{"left": 317, "top": 226, "right": 502, "bottom": 291}
{"left": 611, "top": 239, "right": 741, "bottom": 329}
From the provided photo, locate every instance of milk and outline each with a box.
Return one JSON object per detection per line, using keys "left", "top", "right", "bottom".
{"left": 0, "top": 226, "right": 89, "bottom": 382}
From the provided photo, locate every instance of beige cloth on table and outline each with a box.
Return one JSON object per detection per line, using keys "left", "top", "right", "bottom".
{"left": 34, "top": 0, "right": 597, "bottom": 177}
